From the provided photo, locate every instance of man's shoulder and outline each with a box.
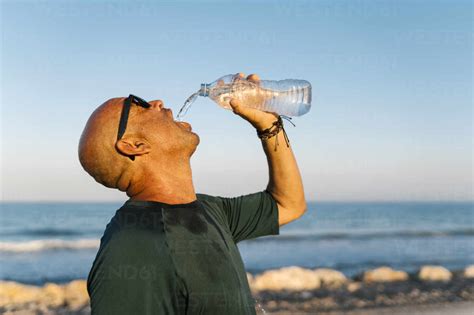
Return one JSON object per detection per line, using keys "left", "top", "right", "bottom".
{"left": 97, "top": 207, "right": 166, "bottom": 250}
{"left": 196, "top": 193, "right": 230, "bottom": 225}
{"left": 196, "top": 193, "right": 225, "bottom": 205}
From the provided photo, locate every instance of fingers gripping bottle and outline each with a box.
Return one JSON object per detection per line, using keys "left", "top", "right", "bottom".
{"left": 176, "top": 74, "right": 312, "bottom": 120}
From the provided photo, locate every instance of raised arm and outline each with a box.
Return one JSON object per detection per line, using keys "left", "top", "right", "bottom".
{"left": 229, "top": 73, "right": 307, "bottom": 226}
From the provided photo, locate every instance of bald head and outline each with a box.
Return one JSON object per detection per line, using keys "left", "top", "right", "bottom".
{"left": 78, "top": 97, "right": 131, "bottom": 189}
{"left": 78, "top": 96, "right": 199, "bottom": 194}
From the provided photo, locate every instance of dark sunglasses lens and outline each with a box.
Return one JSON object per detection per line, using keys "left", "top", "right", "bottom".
{"left": 131, "top": 95, "right": 151, "bottom": 108}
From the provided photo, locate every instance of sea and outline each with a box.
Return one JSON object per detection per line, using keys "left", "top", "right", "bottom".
{"left": 1, "top": 201, "right": 473, "bottom": 285}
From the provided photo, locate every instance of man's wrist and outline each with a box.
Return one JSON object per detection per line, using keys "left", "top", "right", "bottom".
{"left": 257, "top": 115, "right": 293, "bottom": 150}
{"left": 256, "top": 116, "right": 284, "bottom": 142}
{"left": 255, "top": 118, "right": 279, "bottom": 133}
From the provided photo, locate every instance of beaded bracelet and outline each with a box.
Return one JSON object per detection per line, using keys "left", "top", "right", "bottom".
{"left": 256, "top": 115, "right": 295, "bottom": 151}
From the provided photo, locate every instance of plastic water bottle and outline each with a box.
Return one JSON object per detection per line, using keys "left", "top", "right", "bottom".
{"left": 176, "top": 74, "right": 312, "bottom": 120}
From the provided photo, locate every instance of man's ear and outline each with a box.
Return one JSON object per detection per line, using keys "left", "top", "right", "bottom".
{"left": 115, "top": 138, "right": 151, "bottom": 159}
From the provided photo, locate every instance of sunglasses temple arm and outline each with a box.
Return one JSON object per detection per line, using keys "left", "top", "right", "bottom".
{"left": 117, "top": 95, "right": 133, "bottom": 141}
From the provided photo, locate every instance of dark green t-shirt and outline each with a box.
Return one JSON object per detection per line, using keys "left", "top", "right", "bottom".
{"left": 87, "top": 190, "right": 279, "bottom": 315}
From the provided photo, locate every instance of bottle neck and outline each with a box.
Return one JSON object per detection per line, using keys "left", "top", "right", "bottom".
{"left": 199, "top": 84, "right": 210, "bottom": 97}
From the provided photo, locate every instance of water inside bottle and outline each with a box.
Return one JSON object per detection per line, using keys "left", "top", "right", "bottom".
{"left": 213, "top": 78, "right": 293, "bottom": 112}
{"left": 176, "top": 90, "right": 200, "bottom": 121}
{"left": 176, "top": 79, "right": 260, "bottom": 121}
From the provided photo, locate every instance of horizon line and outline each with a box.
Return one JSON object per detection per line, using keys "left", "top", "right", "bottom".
{"left": 1, "top": 199, "right": 473, "bottom": 204}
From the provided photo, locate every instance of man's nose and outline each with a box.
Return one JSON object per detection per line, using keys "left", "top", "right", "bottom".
{"left": 149, "top": 100, "right": 164, "bottom": 110}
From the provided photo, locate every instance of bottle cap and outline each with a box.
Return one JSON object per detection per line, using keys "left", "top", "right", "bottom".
{"left": 199, "top": 84, "right": 210, "bottom": 97}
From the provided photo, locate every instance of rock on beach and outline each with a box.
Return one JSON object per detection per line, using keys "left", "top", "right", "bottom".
{"left": 418, "top": 266, "right": 452, "bottom": 282}
{"left": 0, "top": 280, "right": 89, "bottom": 310}
{"left": 0, "top": 281, "right": 42, "bottom": 306}
{"left": 463, "top": 265, "right": 474, "bottom": 278}
{"left": 362, "top": 267, "right": 409, "bottom": 283}
{"left": 252, "top": 266, "right": 322, "bottom": 291}
{"left": 313, "top": 268, "right": 347, "bottom": 288}
{"left": 64, "top": 280, "right": 89, "bottom": 310}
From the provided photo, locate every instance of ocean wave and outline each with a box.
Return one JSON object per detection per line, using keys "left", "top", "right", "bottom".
{"left": 0, "top": 239, "right": 100, "bottom": 253}
{"left": 1, "top": 229, "right": 472, "bottom": 253}
{"left": 253, "top": 228, "right": 474, "bottom": 242}
{"left": 0, "top": 228, "right": 88, "bottom": 237}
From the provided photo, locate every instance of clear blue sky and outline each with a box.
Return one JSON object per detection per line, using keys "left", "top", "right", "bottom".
{"left": 1, "top": 0, "right": 472, "bottom": 201}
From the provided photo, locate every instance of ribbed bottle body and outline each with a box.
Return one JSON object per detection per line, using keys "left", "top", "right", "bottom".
{"left": 205, "top": 75, "right": 312, "bottom": 116}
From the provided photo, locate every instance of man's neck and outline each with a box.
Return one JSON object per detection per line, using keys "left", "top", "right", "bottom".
{"left": 126, "top": 162, "right": 196, "bottom": 205}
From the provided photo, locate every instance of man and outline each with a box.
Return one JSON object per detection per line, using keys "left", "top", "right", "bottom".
{"left": 78, "top": 73, "right": 306, "bottom": 314}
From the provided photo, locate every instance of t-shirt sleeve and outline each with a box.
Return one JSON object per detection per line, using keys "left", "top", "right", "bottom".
{"left": 216, "top": 189, "right": 280, "bottom": 243}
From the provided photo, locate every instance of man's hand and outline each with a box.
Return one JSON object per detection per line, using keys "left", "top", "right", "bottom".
{"left": 228, "top": 73, "right": 279, "bottom": 132}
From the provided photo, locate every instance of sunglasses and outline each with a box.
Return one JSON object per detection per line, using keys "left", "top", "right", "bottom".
{"left": 117, "top": 94, "right": 151, "bottom": 141}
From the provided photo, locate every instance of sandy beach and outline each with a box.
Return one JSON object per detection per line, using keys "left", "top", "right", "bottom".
{"left": 270, "top": 302, "right": 474, "bottom": 315}
{"left": 1, "top": 265, "right": 473, "bottom": 314}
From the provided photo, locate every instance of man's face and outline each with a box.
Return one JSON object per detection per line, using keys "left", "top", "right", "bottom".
{"left": 126, "top": 99, "right": 200, "bottom": 157}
